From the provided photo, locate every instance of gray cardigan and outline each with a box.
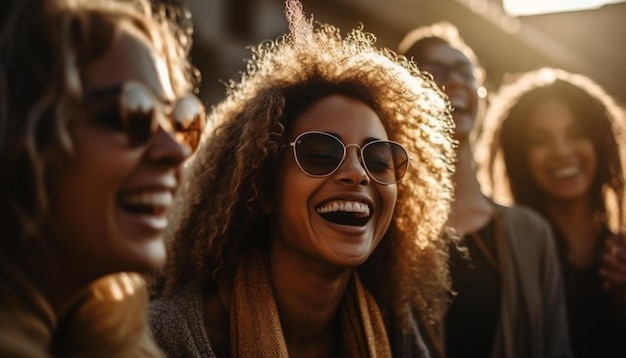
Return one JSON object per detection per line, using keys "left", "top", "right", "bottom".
{"left": 490, "top": 204, "right": 572, "bottom": 358}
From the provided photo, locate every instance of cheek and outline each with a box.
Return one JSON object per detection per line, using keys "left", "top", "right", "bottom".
{"left": 57, "top": 124, "right": 141, "bottom": 217}
{"left": 581, "top": 141, "right": 596, "bottom": 169}
{"left": 527, "top": 147, "right": 546, "bottom": 179}
{"left": 52, "top": 152, "right": 124, "bottom": 228}
{"left": 377, "top": 186, "right": 397, "bottom": 234}
{"left": 272, "top": 158, "right": 312, "bottom": 220}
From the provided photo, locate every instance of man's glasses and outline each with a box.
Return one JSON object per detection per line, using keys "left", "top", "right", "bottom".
{"left": 419, "top": 61, "right": 477, "bottom": 83}
{"left": 85, "top": 81, "right": 205, "bottom": 151}
{"left": 289, "top": 131, "right": 410, "bottom": 185}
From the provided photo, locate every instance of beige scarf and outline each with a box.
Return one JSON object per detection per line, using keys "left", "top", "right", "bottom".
{"left": 229, "top": 251, "right": 392, "bottom": 357}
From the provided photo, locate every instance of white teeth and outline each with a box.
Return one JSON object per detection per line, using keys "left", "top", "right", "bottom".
{"left": 120, "top": 191, "right": 173, "bottom": 209}
{"left": 316, "top": 200, "right": 371, "bottom": 217}
{"left": 552, "top": 166, "right": 579, "bottom": 179}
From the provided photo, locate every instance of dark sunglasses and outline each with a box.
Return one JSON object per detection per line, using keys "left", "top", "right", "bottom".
{"left": 84, "top": 81, "right": 205, "bottom": 151}
{"left": 289, "top": 131, "right": 410, "bottom": 185}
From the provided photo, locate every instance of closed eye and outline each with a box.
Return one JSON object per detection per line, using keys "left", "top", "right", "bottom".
{"left": 365, "top": 157, "right": 393, "bottom": 173}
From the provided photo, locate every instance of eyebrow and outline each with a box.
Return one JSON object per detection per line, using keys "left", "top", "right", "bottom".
{"left": 326, "top": 131, "right": 386, "bottom": 144}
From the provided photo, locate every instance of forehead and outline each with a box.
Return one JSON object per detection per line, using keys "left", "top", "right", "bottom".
{"left": 289, "top": 95, "right": 389, "bottom": 141}
{"left": 420, "top": 42, "right": 472, "bottom": 66}
{"left": 528, "top": 99, "right": 576, "bottom": 128}
{"left": 80, "top": 23, "right": 174, "bottom": 100}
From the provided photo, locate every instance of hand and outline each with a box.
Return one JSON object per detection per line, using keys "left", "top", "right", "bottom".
{"left": 600, "top": 232, "right": 626, "bottom": 304}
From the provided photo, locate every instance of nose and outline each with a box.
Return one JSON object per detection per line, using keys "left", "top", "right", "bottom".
{"left": 334, "top": 145, "right": 370, "bottom": 186}
{"left": 552, "top": 136, "right": 575, "bottom": 157}
{"left": 145, "top": 127, "right": 192, "bottom": 166}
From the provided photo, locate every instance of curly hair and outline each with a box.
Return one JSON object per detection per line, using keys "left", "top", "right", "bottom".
{"left": 0, "top": 0, "right": 198, "bottom": 250}
{"left": 159, "top": 0, "right": 456, "bottom": 327}
{"left": 477, "top": 68, "right": 626, "bottom": 231}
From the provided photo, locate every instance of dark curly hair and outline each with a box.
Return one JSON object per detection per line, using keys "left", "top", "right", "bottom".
{"left": 0, "top": 0, "right": 198, "bottom": 251}
{"left": 477, "top": 68, "right": 625, "bottom": 231}
{"left": 158, "top": 0, "right": 457, "bottom": 328}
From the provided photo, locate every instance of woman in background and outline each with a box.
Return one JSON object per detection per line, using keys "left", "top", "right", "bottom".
{"left": 0, "top": 0, "right": 203, "bottom": 355}
{"left": 478, "top": 67, "right": 626, "bottom": 357}
{"left": 399, "top": 23, "right": 571, "bottom": 358}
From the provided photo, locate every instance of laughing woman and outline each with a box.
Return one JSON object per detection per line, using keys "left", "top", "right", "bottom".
{"left": 0, "top": 0, "right": 203, "bottom": 355}
{"left": 148, "top": 1, "right": 456, "bottom": 357}
{"left": 478, "top": 68, "right": 626, "bottom": 357}
{"left": 398, "top": 23, "right": 571, "bottom": 358}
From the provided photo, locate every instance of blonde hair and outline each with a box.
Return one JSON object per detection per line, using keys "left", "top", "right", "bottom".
{"left": 160, "top": 0, "right": 456, "bottom": 327}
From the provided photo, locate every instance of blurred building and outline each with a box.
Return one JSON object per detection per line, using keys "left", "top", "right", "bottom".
{"left": 186, "top": 0, "right": 626, "bottom": 107}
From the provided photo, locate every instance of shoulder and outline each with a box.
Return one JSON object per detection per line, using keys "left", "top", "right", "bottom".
{"left": 495, "top": 203, "right": 551, "bottom": 232}
{"left": 494, "top": 204, "right": 561, "bottom": 263}
{"left": 54, "top": 273, "right": 165, "bottom": 357}
{"left": 149, "top": 282, "right": 204, "bottom": 331}
{"left": 149, "top": 282, "right": 216, "bottom": 358}
{"left": 494, "top": 203, "right": 558, "bottom": 253}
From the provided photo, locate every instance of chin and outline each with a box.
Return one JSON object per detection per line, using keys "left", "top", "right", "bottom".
{"left": 121, "top": 240, "right": 167, "bottom": 274}
{"left": 330, "top": 250, "right": 371, "bottom": 269}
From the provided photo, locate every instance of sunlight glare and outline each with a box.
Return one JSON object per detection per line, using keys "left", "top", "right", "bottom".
{"left": 503, "top": 0, "right": 626, "bottom": 16}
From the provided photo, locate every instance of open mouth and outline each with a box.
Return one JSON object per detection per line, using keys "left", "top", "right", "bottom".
{"left": 551, "top": 165, "right": 579, "bottom": 180}
{"left": 316, "top": 200, "right": 372, "bottom": 227}
{"left": 117, "top": 190, "right": 172, "bottom": 217}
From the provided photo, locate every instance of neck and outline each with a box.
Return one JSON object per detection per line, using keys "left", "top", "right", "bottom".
{"left": 544, "top": 196, "right": 597, "bottom": 238}
{"left": 450, "top": 140, "right": 493, "bottom": 235}
{"left": 269, "top": 247, "right": 351, "bottom": 357}
{"left": 544, "top": 196, "right": 599, "bottom": 237}
{"left": 543, "top": 196, "right": 600, "bottom": 267}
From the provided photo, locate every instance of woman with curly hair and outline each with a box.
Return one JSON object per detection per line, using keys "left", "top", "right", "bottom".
{"left": 477, "top": 68, "right": 626, "bottom": 357}
{"left": 149, "top": 1, "right": 456, "bottom": 357}
{"left": 0, "top": 0, "right": 203, "bottom": 355}
{"left": 398, "top": 23, "right": 571, "bottom": 358}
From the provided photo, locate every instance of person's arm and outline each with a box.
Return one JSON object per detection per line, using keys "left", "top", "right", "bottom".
{"left": 600, "top": 232, "right": 626, "bottom": 314}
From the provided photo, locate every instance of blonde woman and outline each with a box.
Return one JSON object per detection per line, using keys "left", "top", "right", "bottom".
{"left": 0, "top": 0, "right": 203, "bottom": 355}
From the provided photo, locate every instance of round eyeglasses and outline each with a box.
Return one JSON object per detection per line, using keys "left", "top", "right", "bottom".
{"left": 289, "top": 131, "right": 410, "bottom": 185}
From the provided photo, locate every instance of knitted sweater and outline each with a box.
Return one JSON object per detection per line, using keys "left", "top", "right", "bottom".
{"left": 149, "top": 281, "right": 431, "bottom": 357}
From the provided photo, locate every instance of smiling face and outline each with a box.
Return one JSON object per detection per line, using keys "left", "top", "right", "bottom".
{"left": 271, "top": 94, "right": 397, "bottom": 270}
{"left": 526, "top": 98, "right": 597, "bottom": 205}
{"left": 42, "top": 24, "right": 190, "bottom": 278}
{"left": 416, "top": 43, "right": 480, "bottom": 142}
